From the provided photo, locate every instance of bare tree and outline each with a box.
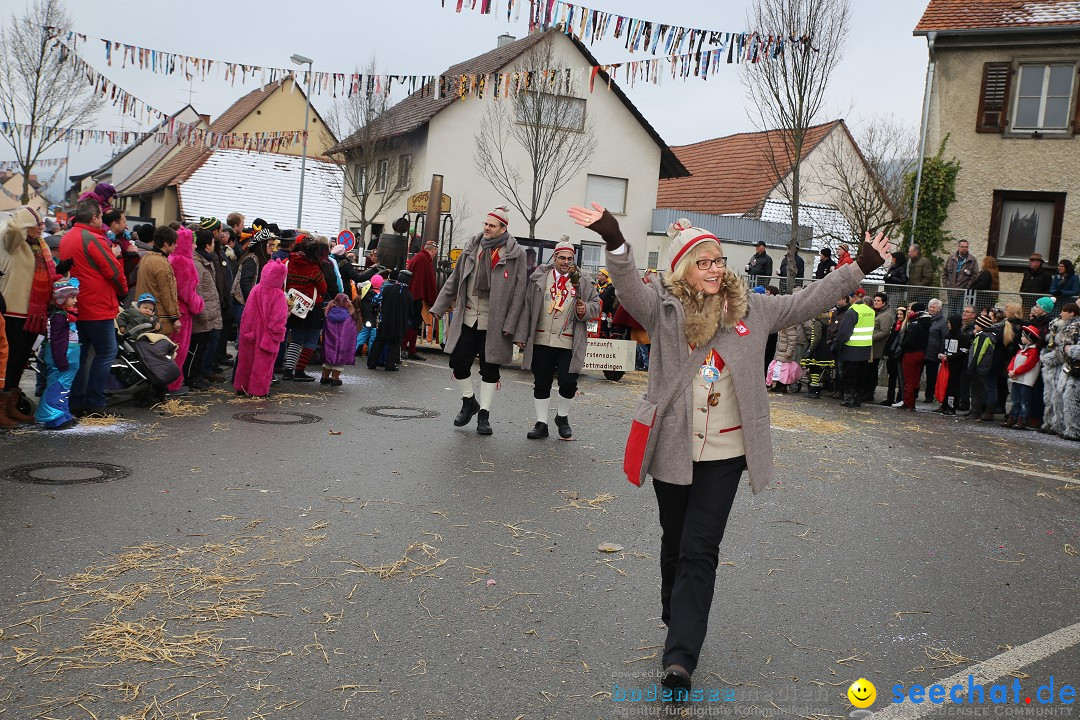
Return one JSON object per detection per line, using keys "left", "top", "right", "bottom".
{"left": 474, "top": 35, "right": 595, "bottom": 238}
{"left": 325, "top": 57, "right": 411, "bottom": 246}
{"left": 0, "top": 0, "right": 101, "bottom": 204}
{"left": 815, "top": 116, "right": 917, "bottom": 239}
{"left": 742, "top": 0, "right": 851, "bottom": 289}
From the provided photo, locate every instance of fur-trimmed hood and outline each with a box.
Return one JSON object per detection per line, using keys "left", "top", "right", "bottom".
{"left": 663, "top": 270, "right": 749, "bottom": 347}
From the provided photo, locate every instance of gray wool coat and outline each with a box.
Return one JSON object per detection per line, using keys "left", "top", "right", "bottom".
{"left": 431, "top": 232, "right": 528, "bottom": 366}
{"left": 607, "top": 244, "right": 867, "bottom": 494}
{"left": 515, "top": 263, "right": 601, "bottom": 374}
{"left": 191, "top": 251, "right": 223, "bottom": 333}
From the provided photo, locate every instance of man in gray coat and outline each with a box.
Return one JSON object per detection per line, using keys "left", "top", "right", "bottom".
{"left": 923, "top": 298, "right": 948, "bottom": 402}
{"left": 943, "top": 240, "right": 978, "bottom": 290}
{"left": 863, "top": 291, "right": 892, "bottom": 402}
{"left": 430, "top": 206, "right": 528, "bottom": 435}
{"left": 515, "top": 238, "right": 600, "bottom": 439}
{"left": 907, "top": 244, "right": 934, "bottom": 287}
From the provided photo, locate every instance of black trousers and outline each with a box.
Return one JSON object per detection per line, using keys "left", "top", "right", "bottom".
{"left": 884, "top": 356, "right": 901, "bottom": 404}
{"left": 367, "top": 334, "right": 401, "bottom": 370}
{"left": 186, "top": 331, "right": 211, "bottom": 382}
{"left": 4, "top": 316, "right": 39, "bottom": 390}
{"left": 531, "top": 343, "right": 577, "bottom": 400}
{"left": 862, "top": 358, "right": 881, "bottom": 400}
{"left": 449, "top": 323, "right": 500, "bottom": 383}
{"left": 923, "top": 358, "right": 940, "bottom": 401}
{"left": 653, "top": 456, "right": 746, "bottom": 675}
{"left": 842, "top": 360, "right": 866, "bottom": 401}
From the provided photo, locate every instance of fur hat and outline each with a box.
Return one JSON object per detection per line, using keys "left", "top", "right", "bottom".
{"left": 486, "top": 206, "right": 510, "bottom": 227}
{"left": 1036, "top": 296, "right": 1055, "bottom": 313}
{"left": 975, "top": 314, "right": 994, "bottom": 329}
{"left": 52, "top": 278, "right": 79, "bottom": 303}
{"left": 554, "top": 236, "right": 575, "bottom": 255}
{"left": 665, "top": 218, "right": 720, "bottom": 273}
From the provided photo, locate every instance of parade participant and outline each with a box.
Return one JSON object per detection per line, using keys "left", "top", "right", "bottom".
{"left": 233, "top": 261, "right": 288, "bottom": 398}
{"left": 367, "top": 270, "right": 413, "bottom": 372}
{"left": 36, "top": 279, "right": 81, "bottom": 430}
{"left": 321, "top": 293, "right": 357, "bottom": 386}
{"left": 354, "top": 274, "right": 383, "bottom": 355}
{"left": 232, "top": 227, "right": 272, "bottom": 327}
{"left": 430, "top": 206, "right": 528, "bottom": 435}
{"left": 283, "top": 237, "right": 328, "bottom": 381}
{"left": 0, "top": 206, "right": 54, "bottom": 423}
{"left": 568, "top": 202, "right": 888, "bottom": 692}
{"left": 404, "top": 239, "right": 439, "bottom": 359}
{"left": 136, "top": 226, "right": 180, "bottom": 336}
{"left": 515, "top": 238, "right": 600, "bottom": 439}
{"left": 333, "top": 244, "right": 365, "bottom": 299}
{"left": 165, "top": 227, "right": 204, "bottom": 394}
{"left": 59, "top": 199, "right": 128, "bottom": 415}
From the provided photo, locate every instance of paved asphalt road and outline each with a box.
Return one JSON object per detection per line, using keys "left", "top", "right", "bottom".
{"left": 1, "top": 355, "right": 1077, "bottom": 720}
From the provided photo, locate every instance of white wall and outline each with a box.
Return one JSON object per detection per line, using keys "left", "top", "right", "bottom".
{"left": 347, "top": 33, "right": 664, "bottom": 269}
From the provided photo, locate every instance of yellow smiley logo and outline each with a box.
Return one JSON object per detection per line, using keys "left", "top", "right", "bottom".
{"left": 848, "top": 678, "right": 876, "bottom": 709}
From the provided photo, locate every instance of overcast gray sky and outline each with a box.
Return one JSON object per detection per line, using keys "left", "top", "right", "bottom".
{"left": 0, "top": 0, "right": 931, "bottom": 197}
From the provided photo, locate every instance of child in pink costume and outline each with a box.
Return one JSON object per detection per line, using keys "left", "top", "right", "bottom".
{"left": 167, "top": 226, "right": 205, "bottom": 392}
{"left": 233, "top": 260, "right": 288, "bottom": 397}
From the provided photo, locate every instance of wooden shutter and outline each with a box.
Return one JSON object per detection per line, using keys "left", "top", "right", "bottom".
{"left": 1074, "top": 65, "right": 1080, "bottom": 134}
{"left": 976, "top": 62, "right": 1012, "bottom": 133}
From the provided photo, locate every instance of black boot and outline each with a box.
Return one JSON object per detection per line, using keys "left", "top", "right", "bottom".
{"left": 554, "top": 414, "right": 572, "bottom": 439}
{"left": 453, "top": 396, "right": 480, "bottom": 427}
{"left": 476, "top": 409, "right": 492, "bottom": 435}
{"left": 841, "top": 391, "right": 855, "bottom": 407}
{"left": 527, "top": 421, "right": 549, "bottom": 439}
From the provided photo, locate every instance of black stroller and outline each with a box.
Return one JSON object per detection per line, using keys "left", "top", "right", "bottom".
{"left": 108, "top": 322, "right": 180, "bottom": 406}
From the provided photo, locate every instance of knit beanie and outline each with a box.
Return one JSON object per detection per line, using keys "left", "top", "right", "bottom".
{"left": 199, "top": 216, "right": 221, "bottom": 231}
{"left": 1036, "top": 296, "right": 1055, "bottom": 314}
{"left": 370, "top": 274, "right": 384, "bottom": 291}
{"left": 52, "top": 278, "right": 79, "bottom": 303}
{"left": 554, "top": 236, "right": 575, "bottom": 255}
{"left": 975, "top": 314, "right": 994, "bottom": 329}
{"left": 665, "top": 218, "right": 720, "bottom": 273}
{"left": 486, "top": 206, "right": 510, "bottom": 228}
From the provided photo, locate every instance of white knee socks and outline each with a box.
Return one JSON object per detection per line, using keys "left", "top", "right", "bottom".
{"left": 556, "top": 394, "right": 573, "bottom": 418}
{"left": 534, "top": 397, "right": 550, "bottom": 424}
{"left": 457, "top": 377, "right": 474, "bottom": 398}
{"left": 479, "top": 381, "right": 497, "bottom": 411}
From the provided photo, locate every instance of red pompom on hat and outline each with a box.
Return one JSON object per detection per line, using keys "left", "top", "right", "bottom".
{"left": 665, "top": 218, "right": 720, "bottom": 272}
{"left": 487, "top": 206, "right": 510, "bottom": 227}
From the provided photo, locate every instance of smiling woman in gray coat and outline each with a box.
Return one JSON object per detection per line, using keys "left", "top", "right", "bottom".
{"left": 568, "top": 202, "right": 889, "bottom": 693}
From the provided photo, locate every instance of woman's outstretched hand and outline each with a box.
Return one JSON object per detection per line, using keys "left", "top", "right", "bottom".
{"left": 856, "top": 231, "right": 890, "bottom": 274}
{"left": 567, "top": 203, "right": 606, "bottom": 227}
{"left": 568, "top": 203, "right": 624, "bottom": 251}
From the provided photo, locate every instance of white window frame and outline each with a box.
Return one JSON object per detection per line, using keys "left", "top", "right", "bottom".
{"left": 516, "top": 92, "right": 586, "bottom": 132}
{"left": 376, "top": 159, "right": 389, "bottom": 193}
{"left": 398, "top": 154, "right": 412, "bottom": 189}
{"left": 579, "top": 242, "right": 604, "bottom": 271}
{"left": 584, "top": 174, "right": 628, "bottom": 216}
{"left": 1011, "top": 62, "right": 1076, "bottom": 133}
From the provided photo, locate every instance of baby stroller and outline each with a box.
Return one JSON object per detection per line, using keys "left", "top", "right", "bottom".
{"left": 107, "top": 322, "right": 180, "bottom": 407}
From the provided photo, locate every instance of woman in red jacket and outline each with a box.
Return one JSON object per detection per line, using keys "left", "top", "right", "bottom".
{"left": 283, "top": 237, "right": 327, "bottom": 381}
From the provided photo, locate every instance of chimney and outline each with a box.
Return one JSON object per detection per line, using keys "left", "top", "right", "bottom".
{"left": 497, "top": 33, "right": 516, "bottom": 48}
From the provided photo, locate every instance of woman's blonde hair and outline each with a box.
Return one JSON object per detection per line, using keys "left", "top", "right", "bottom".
{"left": 981, "top": 255, "right": 1000, "bottom": 291}
{"left": 666, "top": 240, "right": 723, "bottom": 285}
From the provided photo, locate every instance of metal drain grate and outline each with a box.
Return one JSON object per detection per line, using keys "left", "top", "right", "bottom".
{"left": 362, "top": 406, "right": 440, "bottom": 420}
{"left": 2, "top": 461, "right": 131, "bottom": 485}
{"left": 232, "top": 411, "right": 323, "bottom": 425}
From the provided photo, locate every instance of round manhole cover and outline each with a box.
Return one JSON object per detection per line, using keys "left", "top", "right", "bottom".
{"left": 233, "top": 411, "right": 322, "bottom": 425}
{"left": 2, "top": 461, "right": 130, "bottom": 485}
{"left": 362, "top": 406, "right": 440, "bottom": 420}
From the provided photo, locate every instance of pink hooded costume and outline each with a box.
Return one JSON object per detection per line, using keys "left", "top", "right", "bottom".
{"left": 233, "top": 260, "right": 288, "bottom": 397}
{"left": 167, "top": 227, "right": 205, "bottom": 391}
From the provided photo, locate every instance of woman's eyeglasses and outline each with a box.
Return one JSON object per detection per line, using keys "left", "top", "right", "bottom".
{"left": 695, "top": 257, "right": 727, "bottom": 270}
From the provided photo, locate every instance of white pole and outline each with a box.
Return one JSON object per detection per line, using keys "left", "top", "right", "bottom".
{"left": 296, "top": 63, "right": 313, "bottom": 228}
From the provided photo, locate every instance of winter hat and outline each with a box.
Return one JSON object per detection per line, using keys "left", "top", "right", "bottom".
{"left": 553, "top": 236, "right": 575, "bottom": 255}
{"left": 975, "top": 314, "right": 994, "bottom": 329}
{"left": 8, "top": 206, "right": 41, "bottom": 234}
{"left": 397, "top": 269, "right": 413, "bottom": 287}
{"left": 331, "top": 244, "right": 346, "bottom": 256}
{"left": 252, "top": 227, "right": 273, "bottom": 244}
{"left": 136, "top": 292, "right": 157, "bottom": 307}
{"left": 837, "top": 243, "right": 850, "bottom": 254}
{"left": 369, "top": 274, "right": 385, "bottom": 291}
{"left": 1022, "top": 324, "right": 1041, "bottom": 342}
{"left": 910, "top": 302, "right": 927, "bottom": 313}
{"left": 52, "top": 278, "right": 79, "bottom": 303}
{"left": 597, "top": 268, "right": 609, "bottom": 279}
{"left": 486, "top": 206, "right": 510, "bottom": 228}
{"left": 752, "top": 286, "right": 767, "bottom": 294}
{"left": 199, "top": 216, "right": 221, "bottom": 231}
{"left": 820, "top": 247, "right": 832, "bottom": 258}
{"left": 1035, "top": 296, "right": 1055, "bottom": 314}
{"left": 665, "top": 218, "right": 720, "bottom": 273}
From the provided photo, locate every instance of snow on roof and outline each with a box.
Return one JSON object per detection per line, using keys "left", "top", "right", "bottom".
{"left": 179, "top": 149, "right": 344, "bottom": 235}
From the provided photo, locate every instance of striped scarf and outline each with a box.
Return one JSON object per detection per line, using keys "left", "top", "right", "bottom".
{"left": 25, "top": 237, "right": 58, "bottom": 335}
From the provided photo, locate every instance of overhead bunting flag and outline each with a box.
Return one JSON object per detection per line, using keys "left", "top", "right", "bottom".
{"left": 0, "top": 119, "right": 306, "bottom": 152}
{"left": 0, "top": 157, "right": 68, "bottom": 170}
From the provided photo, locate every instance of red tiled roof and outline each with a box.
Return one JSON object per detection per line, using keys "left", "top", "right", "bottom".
{"left": 332, "top": 29, "right": 687, "bottom": 179}
{"left": 915, "top": 0, "right": 1080, "bottom": 33}
{"left": 123, "top": 81, "right": 287, "bottom": 196}
{"left": 656, "top": 121, "right": 842, "bottom": 216}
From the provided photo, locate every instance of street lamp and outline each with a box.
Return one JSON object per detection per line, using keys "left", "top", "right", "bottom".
{"left": 290, "top": 53, "right": 314, "bottom": 229}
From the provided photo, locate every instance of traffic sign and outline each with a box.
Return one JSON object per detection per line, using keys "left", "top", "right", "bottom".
{"left": 337, "top": 229, "right": 356, "bottom": 252}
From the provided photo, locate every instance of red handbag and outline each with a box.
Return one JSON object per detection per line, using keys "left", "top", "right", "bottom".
{"left": 624, "top": 346, "right": 713, "bottom": 486}
{"left": 934, "top": 357, "right": 950, "bottom": 404}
